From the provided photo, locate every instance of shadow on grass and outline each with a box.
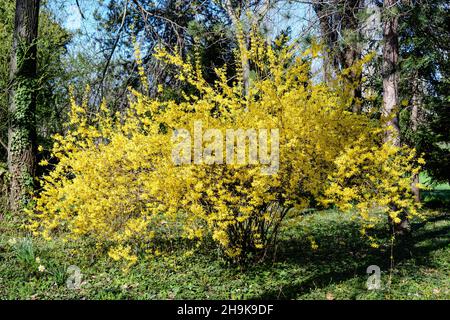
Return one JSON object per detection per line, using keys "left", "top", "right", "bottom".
{"left": 251, "top": 213, "right": 450, "bottom": 299}
{"left": 422, "top": 190, "right": 450, "bottom": 210}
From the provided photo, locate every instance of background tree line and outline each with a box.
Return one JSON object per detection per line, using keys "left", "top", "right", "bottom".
{"left": 0, "top": 0, "right": 448, "bottom": 216}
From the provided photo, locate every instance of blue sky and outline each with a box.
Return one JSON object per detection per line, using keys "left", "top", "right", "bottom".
{"left": 45, "top": 0, "right": 108, "bottom": 62}
{"left": 46, "top": 0, "right": 319, "bottom": 75}
{"left": 48, "top": 0, "right": 315, "bottom": 47}
{"left": 47, "top": 0, "right": 97, "bottom": 32}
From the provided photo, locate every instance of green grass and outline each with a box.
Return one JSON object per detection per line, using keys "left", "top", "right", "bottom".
{"left": 420, "top": 172, "right": 450, "bottom": 191}
{"left": 420, "top": 172, "right": 450, "bottom": 209}
{"left": 0, "top": 208, "right": 449, "bottom": 300}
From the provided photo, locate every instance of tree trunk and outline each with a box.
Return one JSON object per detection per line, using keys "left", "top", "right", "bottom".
{"left": 382, "top": 0, "right": 409, "bottom": 234}
{"left": 7, "top": 0, "right": 40, "bottom": 212}
{"left": 382, "top": 0, "right": 400, "bottom": 146}
{"left": 411, "top": 72, "right": 421, "bottom": 202}
{"left": 340, "top": 0, "right": 362, "bottom": 114}
{"left": 411, "top": 172, "right": 420, "bottom": 203}
{"left": 344, "top": 45, "right": 363, "bottom": 114}
{"left": 313, "top": 2, "right": 334, "bottom": 83}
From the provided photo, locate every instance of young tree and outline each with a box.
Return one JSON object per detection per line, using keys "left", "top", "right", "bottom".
{"left": 8, "top": 0, "right": 40, "bottom": 211}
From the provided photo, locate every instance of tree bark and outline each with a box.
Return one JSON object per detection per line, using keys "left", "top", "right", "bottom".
{"left": 313, "top": 2, "right": 334, "bottom": 83}
{"left": 341, "top": 0, "right": 362, "bottom": 114}
{"left": 382, "top": 0, "right": 400, "bottom": 146}
{"left": 7, "top": 0, "right": 40, "bottom": 212}
{"left": 411, "top": 72, "right": 421, "bottom": 202}
{"left": 382, "top": 0, "right": 409, "bottom": 234}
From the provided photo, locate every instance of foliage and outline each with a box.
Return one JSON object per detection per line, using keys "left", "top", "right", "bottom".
{"left": 10, "top": 238, "right": 36, "bottom": 267}
{"left": 324, "top": 137, "right": 423, "bottom": 243}
{"left": 0, "top": 0, "right": 15, "bottom": 162}
{"left": 398, "top": 0, "right": 450, "bottom": 184}
{"left": 2, "top": 208, "right": 449, "bottom": 299}
{"left": 88, "top": 0, "right": 235, "bottom": 106}
{"left": 0, "top": 0, "right": 71, "bottom": 163}
{"left": 28, "top": 33, "right": 421, "bottom": 264}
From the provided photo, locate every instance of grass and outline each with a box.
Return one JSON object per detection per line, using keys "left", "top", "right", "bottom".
{"left": 420, "top": 172, "right": 450, "bottom": 209}
{"left": 0, "top": 206, "right": 449, "bottom": 300}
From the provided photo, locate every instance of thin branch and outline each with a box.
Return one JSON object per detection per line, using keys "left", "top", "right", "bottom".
{"left": 0, "top": 138, "right": 7, "bottom": 151}
{"left": 75, "top": 0, "right": 86, "bottom": 20}
{"left": 132, "top": 0, "right": 188, "bottom": 51}
{"left": 100, "top": 0, "right": 129, "bottom": 99}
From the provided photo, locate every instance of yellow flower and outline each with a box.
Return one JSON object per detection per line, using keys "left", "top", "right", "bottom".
{"left": 28, "top": 31, "right": 421, "bottom": 263}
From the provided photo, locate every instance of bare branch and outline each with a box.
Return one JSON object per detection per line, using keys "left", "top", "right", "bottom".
{"left": 100, "top": 0, "right": 129, "bottom": 99}
{"left": 75, "top": 0, "right": 86, "bottom": 20}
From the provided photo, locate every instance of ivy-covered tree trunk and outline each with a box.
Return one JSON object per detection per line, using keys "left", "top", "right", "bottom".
{"left": 7, "top": 0, "right": 40, "bottom": 212}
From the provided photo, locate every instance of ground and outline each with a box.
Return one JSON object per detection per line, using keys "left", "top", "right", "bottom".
{"left": 1, "top": 198, "right": 449, "bottom": 300}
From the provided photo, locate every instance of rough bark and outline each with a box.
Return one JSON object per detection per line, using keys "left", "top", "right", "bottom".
{"left": 313, "top": 2, "right": 334, "bottom": 83}
{"left": 7, "top": 0, "right": 40, "bottom": 212}
{"left": 340, "top": 0, "right": 362, "bottom": 114}
{"left": 382, "top": 0, "right": 400, "bottom": 146}
{"left": 382, "top": 0, "right": 409, "bottom": 234}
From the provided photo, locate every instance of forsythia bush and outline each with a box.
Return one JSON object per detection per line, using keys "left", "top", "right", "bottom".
{"left": 324, "top": 135, "right": 423, "bottom": 243}
{"left": 28, "top": 34, "right": 421, "bottom": 264}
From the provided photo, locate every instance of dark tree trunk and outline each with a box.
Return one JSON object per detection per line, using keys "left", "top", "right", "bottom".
{"left": 313, "top": 2, "right": 336, "bottom": 83}
{"left": 7, "top": 0, "right": 40, "bottom": 212}
{"left": 382, "top": 0, "right": 409, "bottom": 234}
{"left": 340, "top": 0, "right": 362, "bottom": 114}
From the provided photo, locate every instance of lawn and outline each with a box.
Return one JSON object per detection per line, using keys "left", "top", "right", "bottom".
{"left": 420, "top": 172, "right": 450, "bottom": 209}
{"left": 1, "top": 206, "right": 448, "bottom": 300}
